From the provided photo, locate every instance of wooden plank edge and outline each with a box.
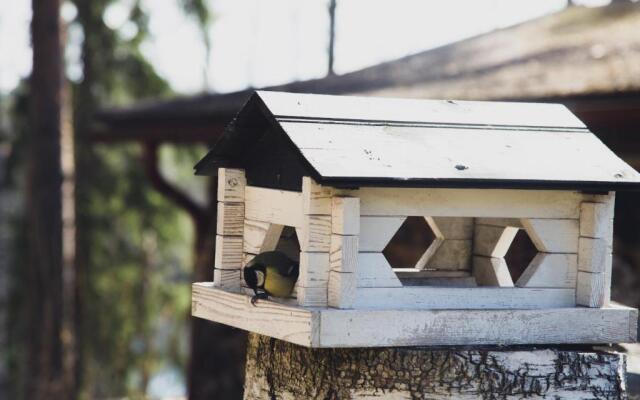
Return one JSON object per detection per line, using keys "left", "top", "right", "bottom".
{"left": 317, "top": 306, "right": 638, "bottom": 347}
{"left": 192, "top": 283, "right": 317, "bottom": 347}
{"left": 193, "top": 284, "right": 637, "bottom": 348}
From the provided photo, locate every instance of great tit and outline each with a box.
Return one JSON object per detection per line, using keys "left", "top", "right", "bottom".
{"left": 243, "top": 251, "right": 299, "bottom": 305}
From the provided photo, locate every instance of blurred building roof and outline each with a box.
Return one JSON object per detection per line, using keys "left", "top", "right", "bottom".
{"left": 93, "top": 2, "right": 640, "bottom": 156}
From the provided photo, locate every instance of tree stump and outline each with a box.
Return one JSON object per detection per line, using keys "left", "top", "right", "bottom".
{"left": 244, "top": 333, "right": 628, "bottom": 399}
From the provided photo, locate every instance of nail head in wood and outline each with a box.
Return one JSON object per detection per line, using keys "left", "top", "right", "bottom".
{"left": 217, "top": 168, "right": 246, "bottom": 202}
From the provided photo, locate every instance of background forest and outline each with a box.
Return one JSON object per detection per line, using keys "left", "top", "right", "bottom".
{"left": 2, "top": 1, "right": 209, "bottom": 398}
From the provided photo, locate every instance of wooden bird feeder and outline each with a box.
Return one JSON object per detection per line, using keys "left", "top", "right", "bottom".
{"left": 191, "top": 91, "right": 639, "bottom": 348}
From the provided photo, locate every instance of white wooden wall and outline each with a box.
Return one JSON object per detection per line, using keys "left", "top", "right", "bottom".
{"left": 212, "top": 169, "right": 615, "bottom": 311}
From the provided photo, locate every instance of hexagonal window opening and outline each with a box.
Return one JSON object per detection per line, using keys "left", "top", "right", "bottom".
{"left": 275, "top": 226, "right": 301, "bottom": 263}
{"left": 377, "top": 217, "right": 546, "bottom": 288}
{"left": 383, "top": 216, "right": 437, "bottom": 269}
{"left": 504, "top": 229, "right": 538, "bottom": 284}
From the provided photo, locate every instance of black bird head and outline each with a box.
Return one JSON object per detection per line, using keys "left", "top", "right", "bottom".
{"left": 243, "top": 251, "right": 298, "bottom": 295}
{"left": 243, "top": 263, "right": 266, "bottom": 292}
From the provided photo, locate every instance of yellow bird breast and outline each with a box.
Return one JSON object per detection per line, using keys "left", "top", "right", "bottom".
{"left": 264, "top": 265, "right": 296, "bottom": 297}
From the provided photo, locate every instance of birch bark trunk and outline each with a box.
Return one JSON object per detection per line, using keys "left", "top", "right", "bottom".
{"left": 244, "top": 333, "right": 627, "bottom": 399}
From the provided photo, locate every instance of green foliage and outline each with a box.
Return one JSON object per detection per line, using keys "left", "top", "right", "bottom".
{"left": 4, "top": 81, "right": 31, "bottom": 400}
{"left": 79, "top": 143, "right": 196, "bottom": 398}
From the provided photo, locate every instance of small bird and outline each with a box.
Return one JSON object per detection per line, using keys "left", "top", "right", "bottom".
{"left": 243, "top": 251, "right": 299, "bottom": 305}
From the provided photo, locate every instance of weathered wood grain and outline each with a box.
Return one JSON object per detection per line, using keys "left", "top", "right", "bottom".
{"left": 302, "top": 176, "right": 332, "bottom": 215}
{"left": 582, "top": 191, "right": 615, "bottom": 216}
{"left": 473, "top": 256, "right": 513, "bottom": 287}
{"left": 296, "top": 286, "right": 328, "bottom": 308}
{"left": 260, "top": 91, "right": 587, "bottom": 128}
{"left": 243, "top": 252, "right": 256, "bottom": 266}
{"left": 243, "top": 219, "right": 283, "bottom": 255}
{"left": 318, "top": 304, "right": 637, "bottom": 347}
{"left": 352, "top": 287, "right": 575, "bottom": 309}
{"left": 216, "top": 202, "right": 244, "bottom": 236}
{"left": 475, "top": 218, "right": 523, "bottom": 228}
{"left": 579, "top": 202, "right": 613, "bottom": 239}
{"left": 576, "top": 270, "right": 606, "bottom": 307}
{"left": 426, "top": 239, "right": 472, "bottom": 270}
{"left": 604, "top": 253, "right": 612, "bottom": 307}
{"left": 281, "top": 120, "right": 640, "bottom": 187}
{"left": 329, "top": 234, "right": 358, "bottom": 273}
{"left": 413, "top": 238, "right": 443, "bottom": 270}
{"left": 298, "top": 252, "right": 330, "bottom": 287}
{"left": 354, "top": 188, "right": 583, "bottom": 218}
{"left": 473, "top": 224, "right": 518, "bottom": 257}
{"left": 244, "top": 185, "right": 303, "bottom": 228}
{"left": 521, "top": 218, "right": 579, "bottom": 253}
{"left": 192, "top": 283, "right": 315, "bottom": 347}
{"left": 393, "top": 269, "right": 471, "bottom": 279}
{"left": 328, "top": 271, "right": 356, "bottom": 309}
{"left": 356, "top": 253, "right": 402, "bottom": 288}
{"left": 214, "top": 235, "right": 243, "bottom": 269}
{"left": 359, "top": 216, "right": 405, "bottom": 252}
{"left": 426, "top": 216, "right": 474, "bottom": 239}
{"left": 192, "top": 284, "right": 637, "bottom": 347}
{"left": 331, "top": 196, "right": 360, "bottom": 235}
{"left": 299, "top": 215, "right": 331, "bottom": 252}
{"left": 212, "top": 268, "right": 242, "bottom": 291}
{"left": 516, "top": 253, "right": 577, "bottom": 288}
{"left": 578, "top": 237, "right": 610, "bottom": 273}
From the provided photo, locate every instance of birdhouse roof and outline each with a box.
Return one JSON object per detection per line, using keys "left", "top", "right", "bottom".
{"left": 195, "top": 91, "right": 640, "bottom": 191}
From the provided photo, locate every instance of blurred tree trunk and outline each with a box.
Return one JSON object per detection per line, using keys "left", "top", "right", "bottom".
{"left": 72, "top": 1, "right": 104, "bottom": 395}
{"left": 27, "top": 0, "right": 73, "bottom": 398}
{"left": 327, "top": 0, "right": 336, "bottom": 75}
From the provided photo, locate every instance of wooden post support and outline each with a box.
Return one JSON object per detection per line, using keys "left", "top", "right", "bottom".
{"left": 328, "top": 196, "right": 360, "bottom": 309}
{"left": 577, "top": 194, "right": 615, "bottom": 307}
{"left": 297, "top": 177, "right": 332, "bottom": 307}
{"left": 243, "top": 333, "right": 628, "bottom": 399}
{"left": 213, "top": 168, "right": 246, "bottom": 291}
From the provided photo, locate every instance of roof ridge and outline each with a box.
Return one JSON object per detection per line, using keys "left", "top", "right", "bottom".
{"left": 275, "top": 116, "right": 590, "bottom": 133}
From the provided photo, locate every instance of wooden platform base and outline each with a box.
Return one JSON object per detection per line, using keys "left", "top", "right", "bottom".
{"left": 243, "top": 333, "right": 629, "bottom": 399}
{"left": 192, "top": 283, "right": 637, "bottom": 348}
